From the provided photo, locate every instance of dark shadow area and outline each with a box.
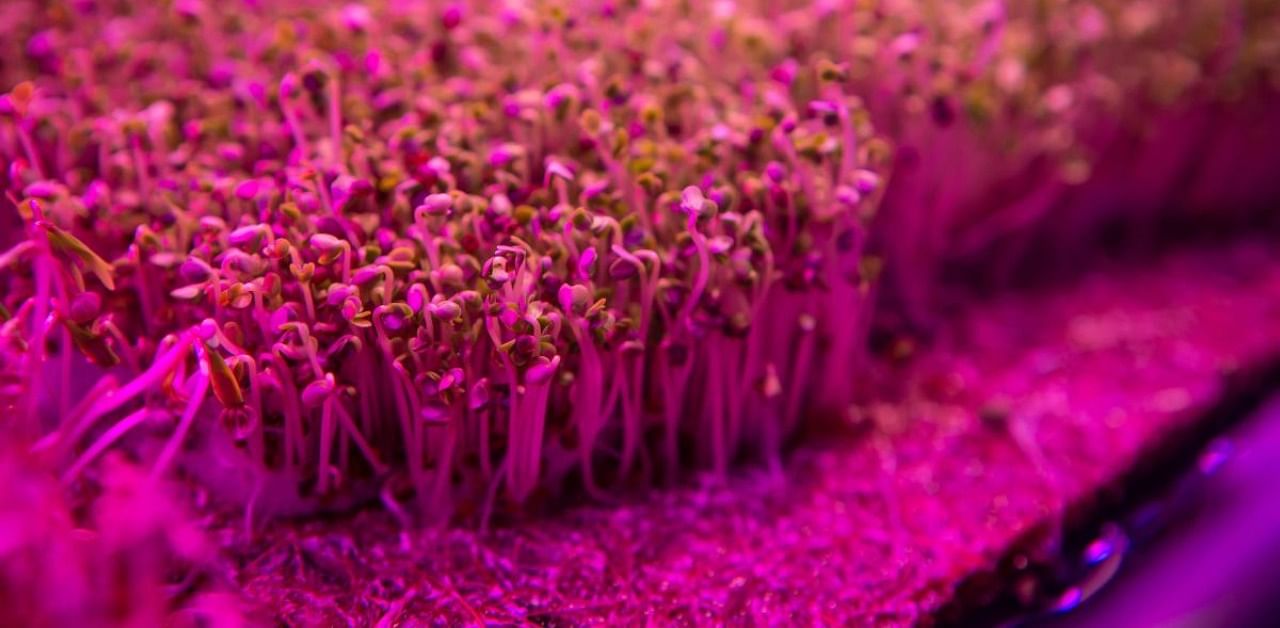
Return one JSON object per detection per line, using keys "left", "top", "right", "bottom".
{"left": 1042, "top": 395, "right": 1280, "bottom": 626}
{"left": 933, "top": 357, "right": 1280, "bottom": 625}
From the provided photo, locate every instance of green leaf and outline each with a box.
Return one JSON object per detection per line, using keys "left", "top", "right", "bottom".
{"left": 203, "top": 344, "right": 245, "bottom": 409}
{"left": 62, "top": 318, "right": 120, "bottom": 368}
{"left": 40, "top": 221, "right": 116, "bottom": 291}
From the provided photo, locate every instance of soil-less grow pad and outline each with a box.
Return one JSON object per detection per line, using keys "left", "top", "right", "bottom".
{"left": 213, "top": 243, "right": 1280, "bottom": 624}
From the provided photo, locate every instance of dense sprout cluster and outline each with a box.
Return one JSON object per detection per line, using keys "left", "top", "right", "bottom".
{"left": 1, "top": 1, "right": 888, "bottom": 520}
{"left": 860, "top": 0, "right": 1280, "bottom": 321}
{"left": 2, "top": 0, "right": 1279, "bottom": 526}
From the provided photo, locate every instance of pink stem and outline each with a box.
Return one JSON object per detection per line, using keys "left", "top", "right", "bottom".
{"left": 62, "top": 408, "right": 154, "bottom": 483}
{"left": 150, "top": 370, "right": 210, "bottom": 481}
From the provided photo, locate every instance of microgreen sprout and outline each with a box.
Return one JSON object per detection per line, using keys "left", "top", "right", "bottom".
{"left": 0, "top": 0, "right": 1276, "bottom": 528}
